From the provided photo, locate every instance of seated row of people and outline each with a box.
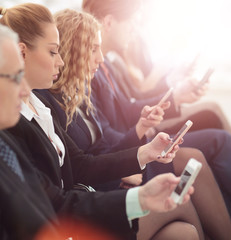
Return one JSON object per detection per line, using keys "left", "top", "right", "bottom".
{"left": 0, "top": 0, "right": 230, "bottom": 239}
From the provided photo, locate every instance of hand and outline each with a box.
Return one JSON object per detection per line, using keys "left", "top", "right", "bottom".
{"left": 138, "top": 173, "right": 194, "bottom": 212}
{"left": 137, "top": 132, "right": 180, "bottom": 166}
{"left": 120, "top": 174, "right": 143, "bottom": 189}
{"left": 173, "top": 77, "right": 209, "bottom": 106}
{"left": 136, "top": 105, "right": 167, "bottom": 139}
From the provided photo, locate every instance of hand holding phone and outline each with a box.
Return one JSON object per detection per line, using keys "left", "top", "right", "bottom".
{"left": 171, "top": 158, "right": 202, "bottom": 204}
{"left": 161, "top": 120, "right": 193, "bottom": 157}
{"left": 194, "top": 67, "right": 214, "bottom": 91}
{"left": 157, "top": 87, "right": 174, "bottom": 106}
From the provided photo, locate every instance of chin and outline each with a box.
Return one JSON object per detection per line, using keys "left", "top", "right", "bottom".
{"left": 4, "top": 119, "right": 18, "bottom": 129}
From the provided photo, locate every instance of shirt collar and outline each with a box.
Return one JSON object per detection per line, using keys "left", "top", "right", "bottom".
{"left": 20, "top": 92, "right": 51, "bottom": 121}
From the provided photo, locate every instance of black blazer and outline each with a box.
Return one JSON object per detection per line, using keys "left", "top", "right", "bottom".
{"left": 6, "top": 93, "right": 142, "bottom": 191}
{"left": 0, "top": 130, "right": 58, "bottom": 240}
{"left": 91, "top": 58, "right": 180, "bottom": 138}
{"left": 0, "top": 130, "right": 136, "bottom": 240}
{"left": 36, "top": 89, "right": 145, "bottom": 155}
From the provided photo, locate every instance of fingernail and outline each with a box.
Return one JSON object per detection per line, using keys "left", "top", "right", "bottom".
{"left": 168, "top": 137, "right": 173, "bottom": 141}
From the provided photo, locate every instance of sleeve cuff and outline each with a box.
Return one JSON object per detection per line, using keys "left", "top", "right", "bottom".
{"left": 137, "top": 151, "right": 146, "bottom": 170}
{"left": 126, "top": 187, "right": 150, "bottom": 222}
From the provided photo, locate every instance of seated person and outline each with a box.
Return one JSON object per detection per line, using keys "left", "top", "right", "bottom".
{"left": 35, "top": 8, "right": 230, "bottom": 240}
{"left": 107, "top": 50, "right": 231, "bottom": 134}
{"left": 0, "top": 4, "right": 207, "bottom": 240}
{"left": 82, "top": 0, "right": 231, "bottom": 217}
{"left": 0, "top": 20, "right": 197, "bottom": 240}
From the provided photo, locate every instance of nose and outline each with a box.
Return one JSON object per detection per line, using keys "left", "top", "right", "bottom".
{"left": 56, "top": 53, "right": 64, "bottom": 67}
{"left": 19, "top": 77, "right": 30, "bottom": 99}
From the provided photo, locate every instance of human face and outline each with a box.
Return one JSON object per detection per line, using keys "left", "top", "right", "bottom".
{"left": 89, "top": 31, "right": 104, "bottom": 79}
{"left": 0, "top": 40, "right": 30, "bottom": 130}
{"left": 23, "top": 23, "right": 64, "bottom": 90}
{"left": 106, "top": 14, "right": 137, "bottom": 53}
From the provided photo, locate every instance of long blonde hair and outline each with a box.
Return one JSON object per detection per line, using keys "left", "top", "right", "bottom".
{"left": 51, "top": 9, "right": 100, "bottom": 128}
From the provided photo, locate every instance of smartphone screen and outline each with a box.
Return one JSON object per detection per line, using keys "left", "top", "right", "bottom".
{"left": 175, "top": 170, "right": 191, "bottom": 195}
{"left": 161, "top": 120, "right": 193, "bottom": 157}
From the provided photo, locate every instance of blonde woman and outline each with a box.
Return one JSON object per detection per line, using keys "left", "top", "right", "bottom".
{"left": 37, "top": 9, "right": 231, "bottom": 240}
{"left": 1, "top": 4, "right": 198, "bottom": 240}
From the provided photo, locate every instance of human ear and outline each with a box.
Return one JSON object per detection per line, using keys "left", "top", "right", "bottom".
{"left": 18, "top": 42, "right": 27, "bottom": 59}
{"left": 101, "top": 14, "right": 115, "bottom": 32}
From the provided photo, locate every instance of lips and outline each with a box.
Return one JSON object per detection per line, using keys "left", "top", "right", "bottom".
{"left": 53, "top": 73, "right": 59, "bottom": 80}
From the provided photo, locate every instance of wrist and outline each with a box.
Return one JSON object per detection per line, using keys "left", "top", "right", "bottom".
{"left": 138, "top": 186, "right": 148, "bottom": 212}
{"left": 136, "top": 120, "right": 148, "bottom": 140}
{"left": 137, "top": 145, "right": 147, "bottom": 169}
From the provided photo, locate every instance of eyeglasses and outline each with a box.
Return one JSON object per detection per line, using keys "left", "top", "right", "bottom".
{"left": 0, "top": 70, "right": 24, "bottom": 84}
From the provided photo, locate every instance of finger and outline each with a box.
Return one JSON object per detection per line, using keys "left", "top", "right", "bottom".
{"left": 165, "top": 197, "right": 177, "bottom": 211}
{"left": 181, "top": 194, "right": 191, "bottom": 205}
{"left": 156, "top": 154, "right": 174, "bottom": 164}
{"left": 160, "top": 101, "right": 171, "bottom": 110}
{"left": 158, "top": 132, "right": 172, "bottom": 142}
{"left": 147, "top": 114, "right": 163, "bottom": 121}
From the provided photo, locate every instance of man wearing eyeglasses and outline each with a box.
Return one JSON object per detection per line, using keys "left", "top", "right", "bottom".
{"left": 0, "top": 24, "right": 195, "bottom": 240}
{"left": 0, "top": 33, "right": 26, "bottom": 129}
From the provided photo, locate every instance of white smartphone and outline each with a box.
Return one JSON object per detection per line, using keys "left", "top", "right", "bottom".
{"left": 157, "top": 87, "right": 174, "bottom": 106}
{"left": 171, "top": 158, "right": 202, "bottom": 204}
{"left": 195, "top": 67, "right": 214, "bottom": 91}
{"left": 161, "top": 120, "right": 193, "bottom": 157}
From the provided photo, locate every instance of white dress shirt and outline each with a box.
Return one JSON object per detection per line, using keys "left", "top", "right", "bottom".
{"left": 20, "top": 92, "right": 149, "bottom": 223}
{"left": 21, "top": 92, "right": 65, "bottom": 167}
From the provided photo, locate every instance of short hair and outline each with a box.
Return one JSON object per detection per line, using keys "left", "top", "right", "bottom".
{"left": 82, "top": 0, "right": 142, "bottom": 21}
{"left": 0, "top": 3, "right": 54, "bottom": 49}
{"left": 52, "top": 9, "right": 100, "bottom": 128}
{"left": 0, "top": 24, "right": 18, "bottom": 68}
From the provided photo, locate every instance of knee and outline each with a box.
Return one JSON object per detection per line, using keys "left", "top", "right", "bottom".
{"left": 153, "top": 222, "right": 200, "bottom": 240}
{"left": 176, "top": 223, "right": 199, "bottom": 240}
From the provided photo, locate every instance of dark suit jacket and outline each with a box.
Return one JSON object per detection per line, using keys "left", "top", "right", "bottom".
{"left": 0, "top": 131, "right": 57, "bottom": 240}
{"left": 91, "top": 58, "right": 180, "bottom": 143}
{"left": 35, "top": 89, "right": 145, "bottom": 155}
{"left": 6, "top": 92, "right": 142, "bottom": 191}
{"left": 0, "top": 130, "right": 136, "bottom": 240}
{"left": 107, "top": 51, "right": 170, "bottom": 100}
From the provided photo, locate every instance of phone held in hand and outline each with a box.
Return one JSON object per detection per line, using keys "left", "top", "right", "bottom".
{"left": 157, "top": 87, "right": 174, "bottom": 106}
{"left": 195, "top": 67, "right": 214, "bottom": 91}
{"left": 161, "top": 120, "right": 193, "bottom": 158}
{"left": 171, "top": 158, "right": 202, "bottom": 204}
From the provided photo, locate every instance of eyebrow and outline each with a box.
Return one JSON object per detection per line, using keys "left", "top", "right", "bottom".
{"left": 48, "top": 43, "right": 59, "bottom": 48}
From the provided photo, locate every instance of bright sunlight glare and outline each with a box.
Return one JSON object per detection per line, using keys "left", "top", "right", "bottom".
{"left": 139, "top": 0, "right": 231, "bottom": 81}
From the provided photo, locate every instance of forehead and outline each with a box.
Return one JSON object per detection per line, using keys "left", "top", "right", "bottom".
{"left": 93, "top": 30, "right": 102, "bottom": 44}
{"left": 36, "top": 23, "right": 60, "bottom": 47}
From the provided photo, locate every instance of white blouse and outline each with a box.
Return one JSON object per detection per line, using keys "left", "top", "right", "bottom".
{"left": 21, "top": 92, "right": 65, "bottom": 167}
